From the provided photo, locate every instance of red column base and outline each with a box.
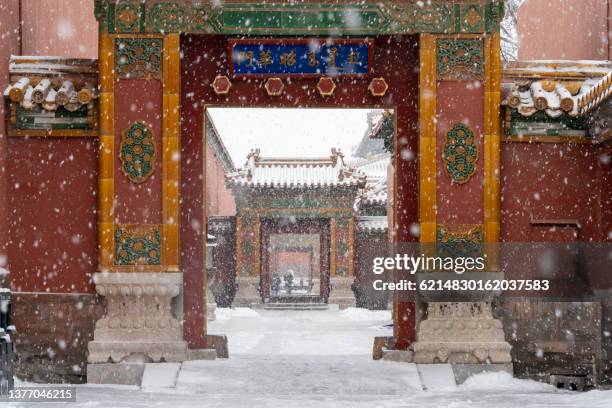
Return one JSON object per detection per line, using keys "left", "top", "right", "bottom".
{"left": 394, "top": 301, "right": 416, "bottom": 350}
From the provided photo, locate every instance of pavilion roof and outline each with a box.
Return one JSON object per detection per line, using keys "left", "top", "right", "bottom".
{"left": 226, "top": 148, "right": 367, "bottom": 189}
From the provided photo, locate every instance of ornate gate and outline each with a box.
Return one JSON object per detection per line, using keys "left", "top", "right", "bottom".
{"left": 91, "top": 0, "right": 504, "bottom": 361}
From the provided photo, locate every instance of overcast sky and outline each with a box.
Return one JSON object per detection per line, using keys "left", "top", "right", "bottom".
{"left": 207, "top": 108, "right": 372, "bottom": 167}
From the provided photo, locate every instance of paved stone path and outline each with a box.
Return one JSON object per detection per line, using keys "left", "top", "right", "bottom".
{"left": 15, "top": 309, "right": 612, "bottom": 407}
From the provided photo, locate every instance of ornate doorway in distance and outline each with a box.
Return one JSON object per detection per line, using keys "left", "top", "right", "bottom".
{"left": 261, "top": 218, "right": 330, "bottom": 303}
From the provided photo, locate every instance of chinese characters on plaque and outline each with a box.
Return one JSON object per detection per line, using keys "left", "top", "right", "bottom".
{"left": 230, "top": 40, "right": 372, "bottom": 76}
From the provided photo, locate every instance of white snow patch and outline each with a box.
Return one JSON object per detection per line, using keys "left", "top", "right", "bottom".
{"left": 215, "top": 307, "right": 260, "bottom": 321}
{"left": 339, "top": 307, "right": 391, "bottom": 321}
{"left": 461, "top": 371, "right": 554, "bottom": 392}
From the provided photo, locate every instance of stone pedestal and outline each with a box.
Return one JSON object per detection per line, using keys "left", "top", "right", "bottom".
{"left": 413, "top": 302, "right": 512, "bottom": 364}
{"left": 232, "top": 276, "right": 261, "bottom": 306}
{"left": 88, "top": 272, "right": 188, "bottom": 363}
{"left": 328, "top": 276, "right": 356, "bottom": 308}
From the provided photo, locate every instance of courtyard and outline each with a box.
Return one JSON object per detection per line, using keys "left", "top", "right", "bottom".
{"left": 13, "top": 308, "right": 612, "bottom": 407}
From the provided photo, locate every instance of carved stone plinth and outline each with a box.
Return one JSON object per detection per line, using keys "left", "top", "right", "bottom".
{"left": 413, "top": 302, "right": 512, "bottom": 364}
{"left": 233, "top": 276, "right": 261, "bottom": 306}
{"left": 88, "top": 272, "right": 188, "bottom": 363}
{"left": 328, "top": 277, "right": 356, "bottom": 308}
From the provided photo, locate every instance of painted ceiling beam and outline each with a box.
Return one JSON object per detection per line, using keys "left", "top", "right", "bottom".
{"left": 94, "top": 1, "right": 504, "bottom": 35}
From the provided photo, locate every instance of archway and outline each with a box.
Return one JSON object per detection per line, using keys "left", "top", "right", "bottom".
{"left": 179, "top": 34, "right": 419, "bottom": 349}
{"left": 89, "top": 1, "right": 503, "bottom": 364}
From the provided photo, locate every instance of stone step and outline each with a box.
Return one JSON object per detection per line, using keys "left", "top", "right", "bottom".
{"left": 259, "top": 302, "right": 329, "bottom": 311}
{"left": 416, "top": 364, "right": 457, "bottom": 390}
{"left": 268, "top": 296, "right": 324, "bottom": 303}
{"left": 141, "top": 363, "right": 181, "bottom": 389}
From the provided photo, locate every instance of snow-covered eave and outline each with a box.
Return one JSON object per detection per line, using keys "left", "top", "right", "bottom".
{"left": 4, "top": 56, "right": 100, "bottom": 113}
{"left": 9, "top": 55, "right": 98, "bottom": 76}
{"left": 355, "top": 216, "right": 388, "bottom": 234}
{"left": 502, "top": 61, "right": 612, "bottom": 119}
{"left": 226, "top": 179, "right": 367, "bottom": 190}
{"left": 503, "top": 60, "right": 611, "bottom": 79}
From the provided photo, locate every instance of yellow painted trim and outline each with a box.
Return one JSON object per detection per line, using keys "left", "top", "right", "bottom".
{"left": 419, "top": 33, "right": 437, "bottom": 244}
{"left": 162, "top": 33, "right": 181, "bottom": 270}
{"left": 98, "top": 32, "right": 115, "bottom": 269}
{"left": 483, "top": 33, "right": 501, "bottom": 270}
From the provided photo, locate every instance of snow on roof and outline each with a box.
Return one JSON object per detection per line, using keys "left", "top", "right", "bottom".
{"left": 358, "top": 179, "right": 388, "bottom": 207}
{"left": 226, "top": 148, "right": 367, "bottom": 189}
{"left": 348, "top": 154, "right": 390, "bottom": 183}
{"left": 366, "top": 109, "right": 394, "bottom": 139}
{"left": 577, "top": 72, "right": 612, "bottom": 116}
{"left": 350, "top": 154, "right": 390, "bottom": 210}
{"left": 502, "top": 61, "right": 612, "bottom": 118}
{"left": 356, "top": 216, "right": 388, "bottom": 233}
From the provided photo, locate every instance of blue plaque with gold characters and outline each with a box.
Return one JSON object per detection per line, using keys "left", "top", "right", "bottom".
{"left": 229, "top": 39, "right": 373, "bottom": 77}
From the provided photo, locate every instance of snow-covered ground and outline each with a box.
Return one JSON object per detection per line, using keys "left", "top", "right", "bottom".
{"left": 14, "top": 308, "right": 612, "bottom": 407}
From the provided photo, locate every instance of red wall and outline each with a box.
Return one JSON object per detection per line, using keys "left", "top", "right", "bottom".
{"left": 500, "top": 141, "right": 611, "bottom": 294}
{"left": 21, "top": 0, "right": 98, "bottom": 59}
{"left": 501, "top": 142, "right": 607, "bottom": 242}
{"left": 114, "top": 80, "right": 163, "bottom": 224}
{"left": 518, "top": 0, "right": 610, "bottom": 61}
{"left": 0, "top": 1, "right": 21, "bottom": 277}
{"left": 435, "top": 81, "right": 484, "bottom": 225}
{"left": 7, "top": 138, "right": 98, "bottom": 293}
{"left": 205, "top": 143, "right": 236, "bottom": 217}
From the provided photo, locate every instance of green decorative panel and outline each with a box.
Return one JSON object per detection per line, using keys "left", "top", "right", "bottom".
{"left": 507, "top": 110, "right": 589, "bottom": 136}
{"left": 442, "top": 123, "right": 478, "bottom": 184}
{"left": 460, "top": 3, "right": 485, "bottom": 32}
{"left": 221, "top": 3, "right": 388, "bottom": 35}
{"left": 437, "top": 39, "right": 484, "bottom": 81}
{"left": 94, "top": 0, "right": 110, "bottom": 31}
{"left": 436, "top": 225, "right": 483, "bottom": 259}
{"left": 95, "top": 1, "right": 498, "bottom": 35}
{"left": 147, "top": 2, "right": 189, "bottom": 32}
{"left": 115, "top": 38, "right": 162, "bottom": 80}
{"left": 115, "top": 225, "right": 161, "bottom": 265}
{"left": 15, "top": 105, "right": 90, "bottom": 131}
{"left": 487, "top": 0, "right": 505, "bottom": 32}
{"left": 120, "top": 121, "right": 156, "bottom": 184}
{"left": 336, "top": 266, "right": 349, "bottom": 277}
{"left": 269, "top": 198, "right": 326, "bottom": 209}
{"left": 114, "top": 1, "right": 143, "bottom": 33}
{"left": 385, "top": 2, "right": 453, "bottom": 33}
{"left": 146, "top": 2, "right": 223, "bottom": 33}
